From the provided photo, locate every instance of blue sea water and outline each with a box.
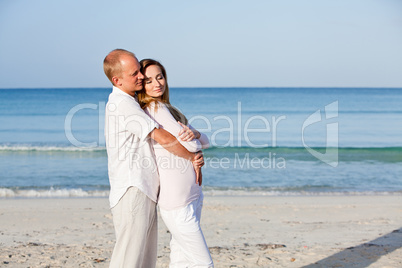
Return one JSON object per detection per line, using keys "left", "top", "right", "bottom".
{"left": 0, "top": 87, "right": 401, "bottom": 197}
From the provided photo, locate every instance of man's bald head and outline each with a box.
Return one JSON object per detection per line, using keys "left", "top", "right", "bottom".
{"left": 103, "top": 49, "right": 137, "bottom": 85}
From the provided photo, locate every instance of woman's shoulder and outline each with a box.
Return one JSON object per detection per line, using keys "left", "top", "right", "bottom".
{"left": 147, "top": 100, "right": 165, "bottom": 108}
{"left": 146, "top": 101, "right": 169, "bottom": 113}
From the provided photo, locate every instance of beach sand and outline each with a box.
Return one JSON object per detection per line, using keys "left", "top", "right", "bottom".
{"left": 0, "top": 195, "right": 401, "bottom": 267}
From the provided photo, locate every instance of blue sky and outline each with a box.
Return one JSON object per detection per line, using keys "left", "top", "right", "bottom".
{"left": 0, "top": 0, "right": 401, "bottom": 88}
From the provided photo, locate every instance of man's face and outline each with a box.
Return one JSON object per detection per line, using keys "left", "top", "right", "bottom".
{"left": 114, "top": 55, "right": 144, "bottom": 96}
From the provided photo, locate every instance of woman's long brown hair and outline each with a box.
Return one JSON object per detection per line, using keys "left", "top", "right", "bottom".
{"left": 138, "top": 59, "right": 188, "bottom": 125}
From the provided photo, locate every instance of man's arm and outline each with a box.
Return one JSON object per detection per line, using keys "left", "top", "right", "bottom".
{"left": 177, "top": 121, "right": 210, "bottom": 149}
{"left": 150, "top": 128, "right": 203, "bottom": 163}
{"left": 150, "top": 128, "right": 204, "bottom": 185}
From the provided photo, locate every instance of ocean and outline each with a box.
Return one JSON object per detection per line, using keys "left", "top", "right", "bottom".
{"left": 1, "top": 87, "right": 401, "bottom": 198}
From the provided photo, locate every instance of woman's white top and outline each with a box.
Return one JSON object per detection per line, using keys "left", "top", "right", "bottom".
{"left": 145, "top": 102, "right": 209, "bottom": 210}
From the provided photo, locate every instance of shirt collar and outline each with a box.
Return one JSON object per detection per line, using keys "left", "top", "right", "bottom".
{"left": 112, "top": 86, "right": 136, "bottom": 100}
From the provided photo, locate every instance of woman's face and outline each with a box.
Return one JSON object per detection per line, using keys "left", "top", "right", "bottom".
{"left": 144, "top": 65, "right": 166, "bottom": 99}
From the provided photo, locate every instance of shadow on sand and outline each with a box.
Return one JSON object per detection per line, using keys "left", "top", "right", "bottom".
{"left": 302, "top": 227, "right": 402, "bottom": 268}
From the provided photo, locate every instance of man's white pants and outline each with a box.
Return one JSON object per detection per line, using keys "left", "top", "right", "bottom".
{"left": 110, "top": 186, "right": 157, "bottom": 268}
{"left": 160, "top": 192, "right": 214, "bottom": 268}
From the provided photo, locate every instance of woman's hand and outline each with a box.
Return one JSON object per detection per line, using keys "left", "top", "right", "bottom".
{"left": 178, "top": 122, "right": 200, "bottom": 141}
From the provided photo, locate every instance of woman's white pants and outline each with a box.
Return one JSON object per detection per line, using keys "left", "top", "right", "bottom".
{"left": 160, "top": 192, "right": 214, "bottom": 268}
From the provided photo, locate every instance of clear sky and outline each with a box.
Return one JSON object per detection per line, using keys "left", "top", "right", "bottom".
{"left": 0, "top": 0, "right": 401, "bottom": 88}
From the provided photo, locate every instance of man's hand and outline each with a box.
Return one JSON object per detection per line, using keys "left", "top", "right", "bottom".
{"left": 178, "top": 122, "right": 200, "bottom": 141}
{"left": 193, "top": 151, "right": 204, "bottom": 167}
{"left": 194, "top": 166, "right": 203, "bottom": 186}
{"left": 192, "top": 151, "right": 204, "bottom": 186}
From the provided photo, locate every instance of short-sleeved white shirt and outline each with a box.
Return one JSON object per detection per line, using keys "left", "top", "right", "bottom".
{"left": 105, "top": 86, "right": 159, "bottom": 208}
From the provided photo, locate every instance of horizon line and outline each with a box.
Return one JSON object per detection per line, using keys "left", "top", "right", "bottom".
{"left": 1, "top": 86, "right": 402, "bottom": 90}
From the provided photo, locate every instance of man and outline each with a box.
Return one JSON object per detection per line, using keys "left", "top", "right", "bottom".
{"left": 103, "top": 49, "right": 203, "bottom": 267}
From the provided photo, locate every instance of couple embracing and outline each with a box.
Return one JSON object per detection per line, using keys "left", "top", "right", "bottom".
{"left": 103, "top": 49, "right": 214, "bottom": 267}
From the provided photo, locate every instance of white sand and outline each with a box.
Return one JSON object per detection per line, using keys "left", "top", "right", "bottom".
{"left": 0, "top": 195, "right": 401, "bottom": 267}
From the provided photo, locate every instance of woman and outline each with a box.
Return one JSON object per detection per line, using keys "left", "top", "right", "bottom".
{"left": 138, "top": 59, "right": 214, "bottom": 267}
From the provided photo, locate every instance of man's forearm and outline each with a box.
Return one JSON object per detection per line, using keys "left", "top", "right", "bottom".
{"left": 150, "top": 128, "right": 195, "bottom": 161}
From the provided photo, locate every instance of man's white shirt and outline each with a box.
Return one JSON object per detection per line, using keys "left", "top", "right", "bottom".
{"left": 105, "top": 86, "right": 159, "bottom": 208}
